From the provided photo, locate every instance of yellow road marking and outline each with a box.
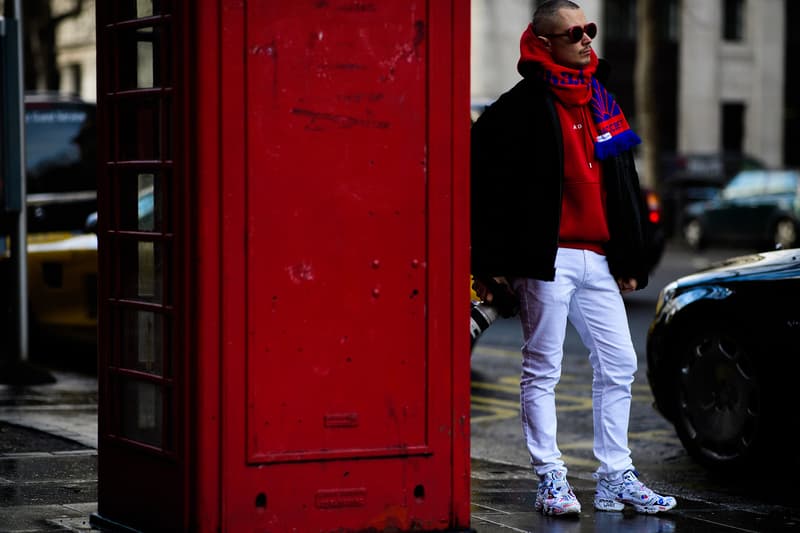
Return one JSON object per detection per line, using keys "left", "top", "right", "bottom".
{"left": 472, "top": 374, "right": 659, "bottom": 422}
{"left": 474, "top": 376, "right": 651, "bottom": 400}
{"left": 470, "top": 396, "right": 518, "bottom": 423}
{"left": 629, "top": 429, "right": 680, "bottom": 443}
{"left": 472, "top": 395, "right": 517, "bottom": 408}
{"left": 472, "top": 346, "right": 520, "bottom": 358}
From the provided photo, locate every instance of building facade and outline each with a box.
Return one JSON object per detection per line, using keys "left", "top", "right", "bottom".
{"left": 471, "top": 0, "right": 793, "bottom": 171}
{"left": 54, "top": 0, "right": 96, "bottom": 102}
{"left": 50, "top": 0, "right": 799, "bottom": 170}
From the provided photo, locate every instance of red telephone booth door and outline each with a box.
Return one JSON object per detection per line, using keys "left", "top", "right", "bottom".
{"left": 209, "top": 2, "right": 471, "bottom": 530}
{"left": 94, "top": 1, "right": 470, "bottom": 531}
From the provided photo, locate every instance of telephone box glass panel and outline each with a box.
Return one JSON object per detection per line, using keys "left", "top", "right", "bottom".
{"left": 118, "top": 172, "right": 165, "bottom": 232}
{"left": 120, "top": 378, "right": 163, "bottom": 447}
{"left": 119, "top": 240, "right": 165, "bottom": 301}
{"left": 117, "top": 99, "right": 165, "bottom": 161}
{"left": 120, "top": 308, "right": 165, "bottom": 375}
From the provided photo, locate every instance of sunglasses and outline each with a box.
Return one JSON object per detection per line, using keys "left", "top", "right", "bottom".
{"left": 543, "top": 22, "right": 597, "bottom": 43}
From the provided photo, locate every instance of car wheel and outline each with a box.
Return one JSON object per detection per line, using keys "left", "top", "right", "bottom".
{"left": 683, "top": 218, "right": 705, "bottom": 250}
{"left": 772, "top": 218, "right": 797, "bottom": 249}
{"left": 673, "top": 327, "right": 764, "bottom": 469}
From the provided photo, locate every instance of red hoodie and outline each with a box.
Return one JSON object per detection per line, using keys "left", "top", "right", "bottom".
{"left": 555, "top": 100, "right": 610, "bottom": 254}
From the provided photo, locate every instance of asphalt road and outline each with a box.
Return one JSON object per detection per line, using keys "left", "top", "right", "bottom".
{"left": 470, "top": 240, "right": 800, "bottom": 519}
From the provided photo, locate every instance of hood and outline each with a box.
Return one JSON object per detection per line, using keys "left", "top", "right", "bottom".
{"left": 516, "top": 23, "right": 605, "bottom": 81}
{"left": 677, "top": 248, "right": 800, "bottom": 286}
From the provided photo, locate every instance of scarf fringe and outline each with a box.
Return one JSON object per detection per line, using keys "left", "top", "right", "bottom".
{"left": 594, "top": 129, "right": 641, "bottom": 161}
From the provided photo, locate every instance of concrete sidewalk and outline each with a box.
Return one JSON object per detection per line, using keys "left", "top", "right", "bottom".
{"left": 1, "top": 370, "right": 797, "bottom": 532}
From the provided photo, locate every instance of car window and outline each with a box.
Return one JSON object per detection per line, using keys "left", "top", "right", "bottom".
{"left": 764, "top": 171, "right": 798, "bottom": 195}
{"left": 722, "top": 171, "right": 766, "bottom": 199}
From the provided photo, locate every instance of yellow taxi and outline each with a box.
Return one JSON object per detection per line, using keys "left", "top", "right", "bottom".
{"left": 0, "top": 93, "right": 97, "bottom": 347}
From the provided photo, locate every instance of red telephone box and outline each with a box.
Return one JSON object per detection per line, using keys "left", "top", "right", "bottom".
{"left": 93, "top": 2, "right": 470, "bottom": 531}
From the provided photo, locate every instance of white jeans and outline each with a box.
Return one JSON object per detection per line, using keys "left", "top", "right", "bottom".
{"left": 512, "top": 247, "right": 636, "bottom": 480}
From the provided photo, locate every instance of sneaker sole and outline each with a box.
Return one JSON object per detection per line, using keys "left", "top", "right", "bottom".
{"left": 594, "top": 498, "right": 676, "bottom": 514}
{"left": 594, "top": 498, "right": 625, "bottom": 512}
{"left": 632, "top": 500, "right": 677, "bottom": 514}
{"left": 541, "top": 502, "right": 582, "bottom": 516}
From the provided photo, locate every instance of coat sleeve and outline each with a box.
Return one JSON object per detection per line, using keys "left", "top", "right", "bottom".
{"left": 470, "top": 81, "right": 562, "bottom": 281}
{"left": 603, "top": 151, "right": 651, "bottom": 290}
{"left": 470, "top": 108, "right": 501, "bottom": 277}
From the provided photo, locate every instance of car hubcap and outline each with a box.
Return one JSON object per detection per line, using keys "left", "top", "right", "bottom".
{"left": 679, "top": 333, "right": 760, "bottom": 461}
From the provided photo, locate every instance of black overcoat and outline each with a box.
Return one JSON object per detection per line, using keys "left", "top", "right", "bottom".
{"left": 470, "top": 70, "right": 651, "bottom": 290}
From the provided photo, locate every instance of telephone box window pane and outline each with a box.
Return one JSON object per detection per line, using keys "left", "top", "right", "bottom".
{"left": 118, "top": 100, "right": 161, "bottom": 161}
{"left": 121, "top": 309, "right": 164, "bottom": 375}
{"left": 119, "top": 240, "right": 165, "bottom": 302}
{"left": 116, "top": 0, "right": 163, "bottom": 20}
{"left": 119, "top": 172, "right": 163, "bottom": 232}
{"left": 120, "top": 378, "right": 162, "bottom": 447}
{"left": 139, "top": 242, "right": 156, "bottom": 298}
{"left": 138, "top": 34, "right": 154, "bottom": 88}
{"left": 116, "top": 27, "right": 166, "bottom": 90}
{"left": 136, "top": 0, "right": 154, "bottom": 19}
{"left": 138, "top": 174, "right": 157, "bottom": 231}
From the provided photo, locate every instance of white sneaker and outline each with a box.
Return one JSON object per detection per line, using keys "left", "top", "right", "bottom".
{"left": 594, "top": 470, "right": 677, "bottom": 514}
{"left": 534, "top": 470, "right": 582, "bottom": 516}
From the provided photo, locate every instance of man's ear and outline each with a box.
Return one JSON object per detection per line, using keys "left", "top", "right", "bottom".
{"left": 537, "top": 35, "right": 551, "bottom": 50}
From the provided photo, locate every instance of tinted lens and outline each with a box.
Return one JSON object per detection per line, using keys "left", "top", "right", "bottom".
{"left": 566, "top": 23, "right": 597, "bottom": 43}
{"left": 568, "top": 26, "right": 584, "bottom": 43}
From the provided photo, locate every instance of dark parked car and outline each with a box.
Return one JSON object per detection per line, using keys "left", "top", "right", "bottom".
{"left": 681, "top": 169, "right": 800, "bottom": 250}
{"left": 647, "top": 247, "right": 800, "bottom": 469}
{"left": 659, "top": 153, "right": 763, "bottom": 238}
{"left": 660, "top": 177, "right": 725, "bottom": 238}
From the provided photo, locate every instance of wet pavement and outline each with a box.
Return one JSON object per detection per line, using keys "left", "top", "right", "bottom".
{"left": 0, "top": 369, "right": 99, "bottom": 532}
{"left": 1, "top": 368, "right": 799, "bottom": 532}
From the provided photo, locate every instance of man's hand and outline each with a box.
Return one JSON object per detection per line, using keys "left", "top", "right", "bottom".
{"left": 471, "top": 277, "right": 519, "bottom": 318}
{"left": 472, "top": 278, "right": 494, "bottom": 303}
{"left": 472, "top": 276, "right": 511, "bottom": 303}
{"left": 617, "top": 278, "right": 637, "bottom": 293}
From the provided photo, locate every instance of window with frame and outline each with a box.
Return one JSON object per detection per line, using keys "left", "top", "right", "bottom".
{"left": 723, "top": 0, "right": 745, "bottom": 41}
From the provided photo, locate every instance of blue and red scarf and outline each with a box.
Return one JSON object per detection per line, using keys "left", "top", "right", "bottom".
{"left": 517, "top": 24, "right": 640, "bottom": 160}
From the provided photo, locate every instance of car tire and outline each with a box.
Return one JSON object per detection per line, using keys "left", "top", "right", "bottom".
{"left": 772, "top": 218, "right": 798, "bottom": 249}
{"left": 672, "top": 325, "right": 767, "bottom": 470}
{"left": 683, "top": 218, "right": 705, "bottom": 250}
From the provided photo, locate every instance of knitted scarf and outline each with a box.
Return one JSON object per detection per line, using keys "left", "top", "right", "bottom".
{"left": 517, "top": 24, "right": 640, "bottom": 160}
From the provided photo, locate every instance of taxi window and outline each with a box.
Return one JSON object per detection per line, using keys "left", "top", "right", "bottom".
{"left": 25, "top": 104, "right": 96, "bottom": 194}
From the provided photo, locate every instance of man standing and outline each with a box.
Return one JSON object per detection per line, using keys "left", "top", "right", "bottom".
{"left": 470, "top": 0, "right": 676, "bottom": 517}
